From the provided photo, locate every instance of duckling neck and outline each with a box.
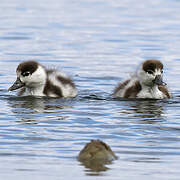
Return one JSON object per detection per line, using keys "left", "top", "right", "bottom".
{"left": 142, "top": 83, "right": 159, "bottom": 92}
{"left": 27, "top": 82, "right": 46, "bottom": 96}
{"left": 138, "top": 83, "right": 163, "bottom": 99}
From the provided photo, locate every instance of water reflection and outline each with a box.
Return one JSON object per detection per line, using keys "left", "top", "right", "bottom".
{"left": 117, "top": 98, "right": 166, "bottom": 123}
{"left": 79, "top": 160, "right": 110, "bottom": 175}
{"left": 131, "top": 100, "right": 165, "bottom": 122}
{"left": 6, "top": 96, "right": 74, "bottom": 123}
{"left": 7, "top": 96, "right": 46, "bottom": 113}
{"left": 7, "top": 96, "right": 74, "bottom": 111}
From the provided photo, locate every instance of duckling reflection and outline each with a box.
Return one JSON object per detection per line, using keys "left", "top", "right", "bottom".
{"left": 7, "top": 96, "right": 45, "bottom": 113}
{"left": 78, "top": 140, "right": 117, "bottom": 172}
{"left": 129, "top": 99, "right": 165, "bottom": 122}
{"left": 7, "top": 96, "right": 73, "bottom": 115}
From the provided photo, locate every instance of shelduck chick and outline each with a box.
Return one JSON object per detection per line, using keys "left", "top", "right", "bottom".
{"left": 8, "top": 61, "right": 77, "bottom": 98}
{"left": 78, "top": 140, "right": 117, "bottom": 162}
{"left": 113, "top": 59, "right": 171, "bottom": 99}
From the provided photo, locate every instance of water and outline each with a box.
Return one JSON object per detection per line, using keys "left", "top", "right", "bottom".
{"left": 0, "top": 0, "right": 180, "bottom": 179}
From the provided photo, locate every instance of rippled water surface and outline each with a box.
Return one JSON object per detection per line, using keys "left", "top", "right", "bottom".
{"left": 1, "top": 0, "right": 180, "bottom": 179}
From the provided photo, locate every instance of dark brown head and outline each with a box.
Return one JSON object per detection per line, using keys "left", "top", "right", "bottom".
{"left": 142, "top": 60, "right": 163, "bottom": 74}
{"left": 17, "top": 61, "right": 39, "bottom": 76}
{"left": 137, "top": 59, "right": 166, "bottom": 86}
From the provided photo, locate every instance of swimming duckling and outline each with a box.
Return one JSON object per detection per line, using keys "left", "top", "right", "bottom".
{"left": 78, "top": 139, "right": 117, "bottom": 162}
{"left": 9, "top": 60, "right": 77, "bottom": 98}
{"left": 113, "top": 59, "right": 171, "bottom": 99}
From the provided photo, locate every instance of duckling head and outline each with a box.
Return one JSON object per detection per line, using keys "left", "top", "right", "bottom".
{"left": 9, "top": 61, "right": 47, "bottom": 91}
{"left": 137, "top": 59, "right": 166, "bottom": 87}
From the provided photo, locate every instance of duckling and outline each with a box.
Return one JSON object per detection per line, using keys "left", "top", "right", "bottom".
{"left": 113, "top": 59, "right": 171, "bottom": 99}
{"left": 8, "top": 60, "right": 77, "bottom": 98}
{"left": 78, "top": 139, "right": 117, "bottom": 162}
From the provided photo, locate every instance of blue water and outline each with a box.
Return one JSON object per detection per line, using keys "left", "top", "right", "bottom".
{"left": 1, "top": 0, "right": 180, "bottom": 179}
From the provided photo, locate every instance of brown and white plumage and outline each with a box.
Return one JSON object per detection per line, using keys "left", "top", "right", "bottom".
{"left": 113, "top": 59, "right": 171, "bottom": 99}
{"left": 9, "top": 60, "right": 77, "bottom": 98}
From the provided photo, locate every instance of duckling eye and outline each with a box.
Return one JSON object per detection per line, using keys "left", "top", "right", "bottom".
{"left": 22, "top": 71, "right": 30, "bottom": 77}
{"left": 147, "top": 70, "right": 154, "bottom": 74}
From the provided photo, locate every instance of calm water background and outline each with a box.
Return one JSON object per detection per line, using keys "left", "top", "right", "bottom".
{"left": 0, "top": 0, "right": 180, "bottom": 179}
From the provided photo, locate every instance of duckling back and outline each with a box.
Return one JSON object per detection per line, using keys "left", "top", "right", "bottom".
{"left": 78, "top": 139, "right": 117, "bottom": 162}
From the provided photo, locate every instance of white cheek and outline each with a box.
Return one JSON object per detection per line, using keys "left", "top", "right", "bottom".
{"left": 137, "top": 69, "right": 156, "bottom": 85}
{"left": 19, "top": 75, "right": 31, "bottom": 84}
{"left": 139, "top": 71, "right": 152, "bottom": 80}
{"left": 29, "top": 74, "right": 39, "bottom": 82}
{"left": 19, "top": 76, "right": 26, "bottom": 82}
{"left": 21, "top": 66, "right": 47, "bottom": 85}
{"left": 147, "top": 73, "right": 155, "bottom": 80}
